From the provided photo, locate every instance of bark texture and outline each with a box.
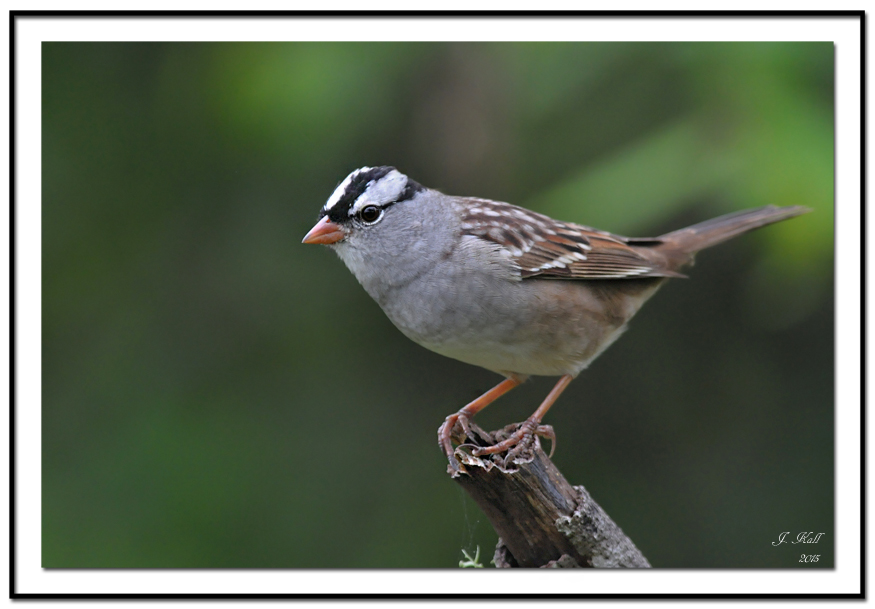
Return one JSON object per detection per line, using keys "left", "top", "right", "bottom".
{"left": 449, "top": 422, "right": 650, "bottom": 568}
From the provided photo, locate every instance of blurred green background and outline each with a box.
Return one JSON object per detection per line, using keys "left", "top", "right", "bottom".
{"left": 42, "top": 41, "right": 833, "bottom": 568}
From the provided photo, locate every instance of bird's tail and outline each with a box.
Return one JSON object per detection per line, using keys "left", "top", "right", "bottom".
{"left": 657, "top": 205, "right": 810, "bottom": 258}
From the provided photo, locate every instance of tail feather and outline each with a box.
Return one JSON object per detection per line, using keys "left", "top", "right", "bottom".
{"left": 657, "top": 205, "right": 810, "bottom": 257}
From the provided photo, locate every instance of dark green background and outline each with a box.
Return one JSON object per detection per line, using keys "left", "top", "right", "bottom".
{"left": 42, "top": 41, "right": 834, "bottom": 568}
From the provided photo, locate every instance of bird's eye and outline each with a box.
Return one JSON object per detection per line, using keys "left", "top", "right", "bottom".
{"left": 360, "top": 205, "right": 382, "bottom": 224}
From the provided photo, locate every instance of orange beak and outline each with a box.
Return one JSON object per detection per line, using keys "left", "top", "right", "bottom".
{"left": 302, "top": 216, "right": 345, "bottom": 245}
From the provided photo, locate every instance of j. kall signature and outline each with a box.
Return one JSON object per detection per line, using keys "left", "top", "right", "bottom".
{"left": 772, "top": 532, "right": 825, "bottom": 546}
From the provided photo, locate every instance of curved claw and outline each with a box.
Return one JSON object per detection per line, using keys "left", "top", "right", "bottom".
{"left": 535, "top": 424, "right": 556, "bottom": 458}
{"left": 438, "top": 415, "right": 459, "bottom": 457}
{"left": 439, "top": 413, "right": 475, "bottom": 473}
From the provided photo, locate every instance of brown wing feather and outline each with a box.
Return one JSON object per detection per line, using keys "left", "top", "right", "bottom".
{"left": 458, "top": 198, "right": 684, "bottom": 280}
{"left": 519, "top": 233, "right": 684, "bottom": 279}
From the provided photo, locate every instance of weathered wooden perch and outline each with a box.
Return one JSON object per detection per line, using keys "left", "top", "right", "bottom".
{"left": 448, "top": 422, "right": 650, "bottom": 568}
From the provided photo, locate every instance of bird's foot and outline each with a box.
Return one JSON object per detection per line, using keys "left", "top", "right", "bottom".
{"left": 440, "top": 414, "right": 555, "bottom": 474}
{"left": 472, "top": 420, "right": 556, "bottom": 463}
{"left": 438, "top": 412, "right": 472, "bottom": 473}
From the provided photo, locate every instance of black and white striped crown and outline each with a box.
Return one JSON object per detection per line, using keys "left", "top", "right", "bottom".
{"left": 321, "top": 166, "right": 424, "bottom": 223}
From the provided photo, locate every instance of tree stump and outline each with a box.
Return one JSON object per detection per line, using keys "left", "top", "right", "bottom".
{"left": 448, "top": 422, "right": 650, "bottom": 568}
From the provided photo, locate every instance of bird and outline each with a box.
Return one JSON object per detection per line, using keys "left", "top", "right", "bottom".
{"left": 302, "top": 166, "right": 809, "bottom": 473}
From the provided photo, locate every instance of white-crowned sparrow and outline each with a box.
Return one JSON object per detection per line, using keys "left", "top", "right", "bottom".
{"left": 303, "top": 166, "right": 808, "bottom": 473}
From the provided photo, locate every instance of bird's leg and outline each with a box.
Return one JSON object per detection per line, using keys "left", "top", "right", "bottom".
{"left": 472, "top": 374, "right": 573, "bottom": 460}
{"left": 439, "top": 375, "right": 524, "bottom": 471}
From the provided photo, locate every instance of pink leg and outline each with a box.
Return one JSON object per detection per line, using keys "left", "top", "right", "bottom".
{"left": 473, "top": 374, "right": 573, "bottom": 459}
{"left": 438, "top": 375, "right": 524, "bottom": 472}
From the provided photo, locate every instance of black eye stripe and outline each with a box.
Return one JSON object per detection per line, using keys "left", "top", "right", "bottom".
{"left": 323, "top": 167, "right": 425, "bottom": 225}
{"left": 325, "top": 167, "right": 394, "bottom": 223}
{"left": 397, "top": 178, "right": 424, "bottom": 203}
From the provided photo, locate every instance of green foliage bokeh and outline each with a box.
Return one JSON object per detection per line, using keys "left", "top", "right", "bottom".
{"left": 42, "top": 41, "right": 833, "bottom": 568}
